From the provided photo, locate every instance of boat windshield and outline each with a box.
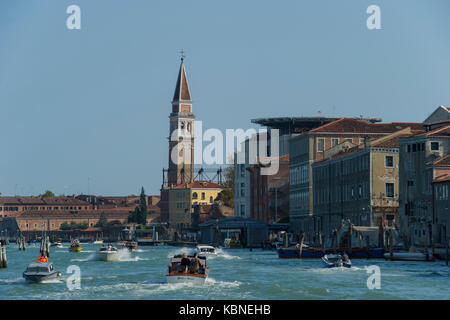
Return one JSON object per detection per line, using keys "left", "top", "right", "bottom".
{"left": 27, "top": 266, "right": 50, "bottom": 273}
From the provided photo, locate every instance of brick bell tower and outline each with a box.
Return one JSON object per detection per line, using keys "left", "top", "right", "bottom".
{"left": 167, "top": 55, "right": 195, "bottom": 186}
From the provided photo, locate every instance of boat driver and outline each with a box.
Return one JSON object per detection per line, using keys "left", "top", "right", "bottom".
{"left": 180, "top": 253, "right": 191, "bottom": 272}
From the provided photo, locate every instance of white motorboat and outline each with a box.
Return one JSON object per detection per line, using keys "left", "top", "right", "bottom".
{"left": 196, "top": 245, "right": 217, "bottom": 255}
{"left": 51, "top": 241, "right": 63, "bottom": 248}
{"left": 23, "top": 262, "right": 61, "bottom": 283}
{"left": 322, "top": 254, "right": 352, "bottom": 268}
{"left": 166, "top": 254, "right": 209, "bottom": 285}
{"left": 384, "top": 251, "right": 429, "bottom": 261}
{"left": 92, "top": 240, "right": 104, "bottom": 244}
{"left": 97, "top": 245, "right": 120, "bottom": 262}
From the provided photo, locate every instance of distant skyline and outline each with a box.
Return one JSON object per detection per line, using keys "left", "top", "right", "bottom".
{"left": 1, "top": 0, "right": 450, "bottom": 196}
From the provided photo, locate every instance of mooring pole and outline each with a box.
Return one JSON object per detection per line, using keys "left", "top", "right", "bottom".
{"left": 298, "top": 232, "right": 305, "bottom": 258}
{"left": 0, "top": 240, "right": 7, "bottom": 268}
{"left": 444, "top": 226, "right": 448, "bottom": 266}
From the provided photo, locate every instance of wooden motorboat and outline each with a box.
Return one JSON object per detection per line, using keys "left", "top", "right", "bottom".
{"left": 166, "top": 255, "right": 209, "bottom": 285}
{"left": 384, "top": 251, "right": 429, "bottom": 261}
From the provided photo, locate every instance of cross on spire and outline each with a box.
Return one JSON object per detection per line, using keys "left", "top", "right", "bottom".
{"left": 180, "top": 49, "right": 185, "bottom": 61}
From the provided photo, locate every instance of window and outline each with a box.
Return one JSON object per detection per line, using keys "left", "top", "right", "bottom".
{"left": 430, "top": 142, "right": 439, "bottom": 151}
{"left": 240, "top": 205, "right": 245, "bottom": 216}
{"left": 331, "top": 138, "right": 339, "bottom": 147}
{"left": 412, "top": 144, "right": 417, "bottom": 152}
{"left": 407, "top": 145, "right": 411, "bottom": 152}
{"left": 240, "top": 183, "right": 245, "bottom": 196}
{"left": 385, "top": 156, "right": 393, "bottom": 167}
{"left": 359, "top": 138, "right": 365, "bottom": 146}
{"left": 346, "top": 138, "right": 353, "bottom": 144}
{"left": 201, "top": 192, "right": 205, "bottom": 200}
{"left": 317, "top": 138, "right": 325, "bottom": 152}
{"left": 192, "top": 192, "right": 198, "bottom": 199}
{"left": 386, "top": 183, "right": 394, "bottom": 198}
{"left": 209, "top": 196, "right": 213, "bottom": 203}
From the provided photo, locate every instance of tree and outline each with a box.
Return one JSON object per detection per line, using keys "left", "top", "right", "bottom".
{"left": 222, "top": 165, "right": 235, "bottom": 190}
{"left": 215, "top": 189, "right": 234, "bottom": 208}
{"left": 96, "top": 212, "right": 108, "bottom": 228}
{"left": 42, "top": 190, "right": 55, "bottom": 198}
{"left": 138, "top": 187, "right": 148, "bottom": 225}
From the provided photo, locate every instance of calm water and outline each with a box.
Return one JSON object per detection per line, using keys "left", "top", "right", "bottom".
{"left": 0, "top": 243, "right": 449, "bottom": 300}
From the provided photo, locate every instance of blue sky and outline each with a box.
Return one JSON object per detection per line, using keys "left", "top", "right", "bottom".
{"left": 1, "top": 0, "right": 450, "bottom": 196}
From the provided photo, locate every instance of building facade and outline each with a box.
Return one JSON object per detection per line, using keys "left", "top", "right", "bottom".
{"left": 168, "top": 181, "right": 223, "bottom": 229}
{"left": 311, "top": 130, "right": 413, "bottom": 236}
{"left": 289, "top": 118, "right": 424, "bottom": 238}
{"left": 398, "top": 124, "right": 450, "bottom": 247}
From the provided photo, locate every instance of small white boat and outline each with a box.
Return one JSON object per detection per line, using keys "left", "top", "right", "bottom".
{"left": 196, "top": 245, "right": 217, "bottom": 255}
{"left": 166, "top": 255, "right": 209, "bottom": 285}
{"left": 322, "top": 254, "right": 352, "bottom": 268}
{"left": 51, "top": 241, "right": 63, "bottom": 248}
{"left": 384, "top": 252, "right": 429, "bottom": 261}
{"left": 23, "top": 262, "right": 61, "bottom": 283}
{"left": 92, "top": 240, "right": 103, "bottom": 244}
{"left": 97, "top": 245, "right": 120, "bottom": 262}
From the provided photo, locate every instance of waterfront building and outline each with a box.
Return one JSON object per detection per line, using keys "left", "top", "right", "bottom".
{"left": 234, "top": 116, "right": 358, "bottom": 219}
{"left": 311, "top": 128, "right": 419, "bottom": 237}
{"left": 289, "top": 118, "right": 424, "bottom": 239}
{"left": 0, "top": 196, "right": 91, "bottom": 218}
{"left": 431, "top": 160, "right": 450, "bottom": 246}
{"left": 246, "top": 154, "right": 290, "bottom": 223}
{"left": 167, "top": 181, "right": 223, "bottom": 229}
{"left": 398, "top": 124, "right": 450, "bottom": 247}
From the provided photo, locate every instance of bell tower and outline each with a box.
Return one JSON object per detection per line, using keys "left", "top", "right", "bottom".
{"left": 168, "top": 55, "right": 195, "bottom": 186}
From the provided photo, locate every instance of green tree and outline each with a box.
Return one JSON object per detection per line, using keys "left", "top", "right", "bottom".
{"left": 138, "top": 187, "right": 148, "bottom": 225}
{"left": 215, "top": 188, "right": 234, "bottom": 208}
{"left": 96, "top": 212, "right": 108, "bottom": 228}
{"left": 42, "top": 190, "right": 55, "bottom": 198}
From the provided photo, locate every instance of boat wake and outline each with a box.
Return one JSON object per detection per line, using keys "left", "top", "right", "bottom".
{"left": 213, "top": 248, "right": 242, "bottom": 260}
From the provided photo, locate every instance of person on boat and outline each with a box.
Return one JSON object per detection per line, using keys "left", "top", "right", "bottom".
{"left": 343, "top": 252, "right": 349, "bottom": 263}
{"left": 180, "top": 253, "right": 191, "bottom": 272}
{"left": 189, "top": 253, "right": 202, "bottom": 274}
{"left": 37, "top": 251, "right": 48, "bottom": 263}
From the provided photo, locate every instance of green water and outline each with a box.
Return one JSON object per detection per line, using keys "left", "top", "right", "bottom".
{"left": 0, "top": 243, "right": 448, "bottom": 299}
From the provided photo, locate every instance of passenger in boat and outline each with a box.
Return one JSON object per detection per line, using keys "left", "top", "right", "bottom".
{"left": 343, "top": 252, "right": 349, "bottom": 263}
{"left": 189, "top": 253, "right": 202, "bottom": 274}
{"left": 37, "top": 251, "right": 48, "bottom": 262}
{"left": 180, "top": 253, "right": 191, "bottom": 272}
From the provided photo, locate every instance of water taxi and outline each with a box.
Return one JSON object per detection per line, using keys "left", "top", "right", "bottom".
{"left": 196, "top": 245, "right": 216, "bottom": 255}
{"left": 69, "top": 239, "right": 83, "bottom": 252}
{"left": 23, "top": 262, "right": 61, "bottom": 283}
{"left": 166, "top": 254, "right": 209, "bottom": 285}
{"left": 322, "top": 254, "right": 352, "bottom": 268}
{"left": 51, "top": 241, "right": 63, "bottom": 248}
{"left": 97, "top": 245, "right": 120, "bottom": 261}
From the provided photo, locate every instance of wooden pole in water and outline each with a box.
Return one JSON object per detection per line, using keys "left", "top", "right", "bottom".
{"left": 348, "top": 223, "right": 353, "bottom": 255}
{"left": 333, "top": 230, "right": 337, "bottom": 254}
{"left": 429, "top": 223, "right": 435, "bottom": 261}
{"left": 0, "top": 240, "right": 7, "bottom": 268}
{"left": 298, "top": 232, "right": 305, "bottom": 258}
{"left": 444, "top": 226, "right": 448, "bottom": 266}
{"left": 389, "top": 231, "right": 394, "bottom": 258}
{"left": 424, "top": 228, "right": 429, "bottom": 261}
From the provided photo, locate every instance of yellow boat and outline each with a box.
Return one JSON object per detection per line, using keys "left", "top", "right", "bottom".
{"left": 69, "top": 239, "right": 83, "bottom": 252}
{"left": 69, "top": 245, "right": 83, "bottom": 252}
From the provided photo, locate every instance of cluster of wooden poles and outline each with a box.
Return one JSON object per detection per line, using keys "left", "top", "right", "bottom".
{"left": 0, "top": 240, "right": 7, "bottom": 268}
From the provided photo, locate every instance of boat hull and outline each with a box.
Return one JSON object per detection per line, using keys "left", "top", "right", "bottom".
{"left": 166, "top": 275, "right": 207, "bottom": 285}
{"left": 277, "top": 247, "right": 384, "bottom": 259}
{"left": 384, "top": 252, "right": 428, "bottom": 261}
{"left": 97, "top": 251, "right": 120, "bottom": 262}
{"left": 23, "top": 271, "right": 60, "bottom": 283}
{"left": 69, "top": 246, "right": 83, "bottom": 252}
